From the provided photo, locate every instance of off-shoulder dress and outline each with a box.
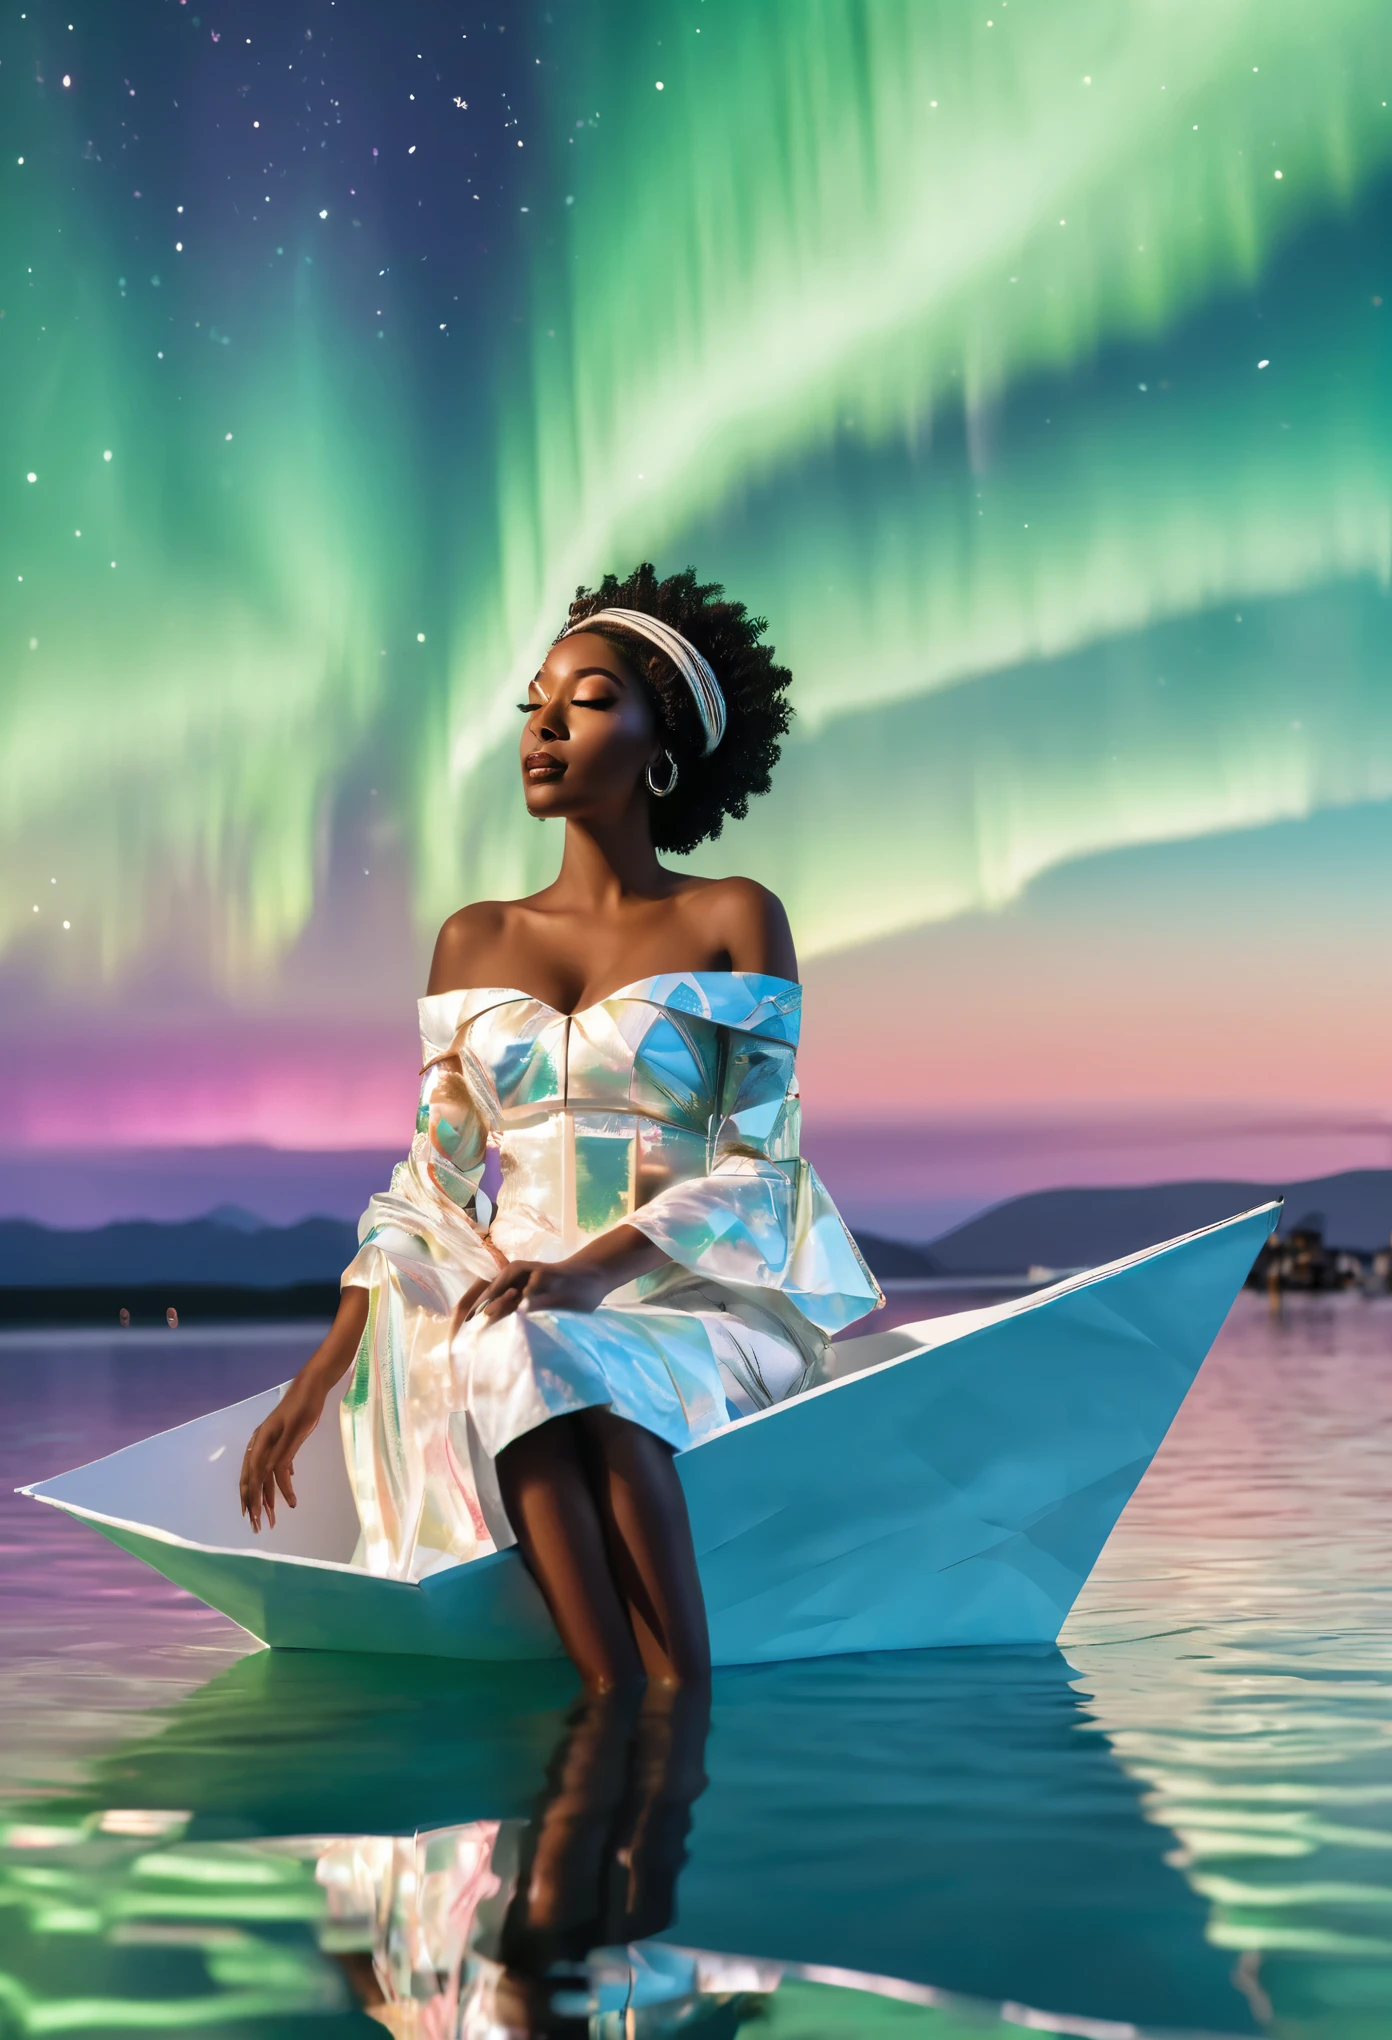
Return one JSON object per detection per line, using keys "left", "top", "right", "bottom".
{"left": 338, "top": 971, "right": 881, "bottom": 1581}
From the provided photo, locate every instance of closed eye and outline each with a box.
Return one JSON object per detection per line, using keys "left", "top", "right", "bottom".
{"left": 516, "top": 694, "right": 618, "bottom": 712}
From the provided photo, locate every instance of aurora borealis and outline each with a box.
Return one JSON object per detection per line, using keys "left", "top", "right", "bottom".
{"left": 4, "top": 0, "right": 1392, "bottom": 1185}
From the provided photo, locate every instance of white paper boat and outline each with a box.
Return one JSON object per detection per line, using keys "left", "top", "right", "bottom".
{"left": 21, "top": 1203, "right": 1276, "bottom": 1666}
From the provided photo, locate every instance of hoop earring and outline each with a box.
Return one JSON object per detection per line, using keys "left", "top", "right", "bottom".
{"left": 647, "top": 750, "right": 679, "bottom": 798}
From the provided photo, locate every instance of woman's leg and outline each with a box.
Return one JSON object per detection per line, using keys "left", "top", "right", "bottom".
{"left": 500, "top": 1687, "right": 638, "bottom": 1965}
{"left": 608, "top": 1678, "right": 711, "bottom": 1941}
{"left": 574, "top": 1407, "right": 711, "bottom": 1686}
{"left": 499, "top": 1680, "right": 711, "bottom": 1970}
{"left": 495, "top": 1416, "right": 643, "bottom": 1693}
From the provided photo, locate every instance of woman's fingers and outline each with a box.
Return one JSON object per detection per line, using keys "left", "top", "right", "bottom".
{"left": 241, "top": 1423, "right": 272, "bottom": 1529}
{"left": 465, "top": 1274, "right": 503, "bottom": 1319}
{"left": 479, "top": 1263, "right": 604, "bottom": 1321}
{"left": 268, "top": 1410, "right": 315, "bottom": 1515}
{"left": 480, "top": 1276, "right": 528, "bottom": 1322}
{"left": 244, "top": 1450, "right": 270, "bottom": 1530}
{"left": 455, "top": 1278, "right": 488, "bottom": 1329}
{"left": 241, "top": 1413, "right": 297, "bottom": 1530}
{"left": 461, "top": 1258, "right": 598, "bottom": 1326}
{"left": 468, "top": 1261, "right": 533, "bottom": 1321}
{"left": 490, "top": 1262, "right": 550, "bottom": 1322}
{"left": 483, "top": 1292, "right": 528, "bottom": 1322}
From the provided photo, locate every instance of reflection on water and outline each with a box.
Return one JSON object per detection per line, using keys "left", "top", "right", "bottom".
{"left": 0, "top": 1644, "right": 1241, "bottom": 2037}
{"left": 1, "top": 1295, "right": 1391, "bottom": 2035}
{"left": 304, "top": 1684, "right": 716, "bottom": 2035}
{"left": 1064, "top": 1292, "right": 1392, "bottom": 2040}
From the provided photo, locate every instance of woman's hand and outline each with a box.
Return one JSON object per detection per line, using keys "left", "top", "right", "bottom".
{"left": 457, "top": 1224, "right": 671, "bottom": 1330}
{"left": 240, "top": 1375, "right": 327, "bottom": 1532}
{"left": 458, "top": 1257, "right": 614, "bottom": 1326}
{"left": 240, "top": 1286, "right": 369, "bottom": 1532}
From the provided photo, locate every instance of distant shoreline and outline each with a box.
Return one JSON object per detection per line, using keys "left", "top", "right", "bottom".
{"left": 1, "top": 1275, "right": 1053, "bottom": 1334}
{"left": 0, "top": 1282, "right": 342, "bottom": 1330}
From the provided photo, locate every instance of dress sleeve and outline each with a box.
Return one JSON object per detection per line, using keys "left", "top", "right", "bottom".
{"left": 625, "top": 1029, "right": 883, "bottom": 1335}
{"left": 340, "top": 1047, "right": 500, "bottom": 1314}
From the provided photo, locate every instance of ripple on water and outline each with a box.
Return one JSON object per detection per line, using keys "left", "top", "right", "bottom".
{"left": 1065, "top": 1292, "right": 1392, "bottom": 2032}
{"left": 0, "top": 1296, "right": 1390, "bottom": 2035}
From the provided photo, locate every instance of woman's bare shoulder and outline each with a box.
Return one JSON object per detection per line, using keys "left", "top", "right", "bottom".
{"left": 427, "top": 901, "right": 512, "bottom": 996}
{"left": 674, "top": 875, "right": 798, "bottom": 980}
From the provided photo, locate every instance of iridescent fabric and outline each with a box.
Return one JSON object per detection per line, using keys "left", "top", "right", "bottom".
{"left": 339, "top": 972, "right": 881, "bottom": 1582}
{"left": 313, "top": 1821, "right": 771, "bottom": 2033}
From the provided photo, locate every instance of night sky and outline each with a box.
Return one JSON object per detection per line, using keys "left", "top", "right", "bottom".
{"left": 5, "top": 0, "right": 1392, "bottom": 1226}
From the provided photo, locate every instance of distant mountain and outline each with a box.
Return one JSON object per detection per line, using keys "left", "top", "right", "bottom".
{"left": 918, "top": 1170, "right": 1392, "bottom": 1277}
{"left": 0, "top": 1144, "right": 403, "bottom": 1232}
{"left": 0, "top": 1213, "right": 358, "bottom": 1290}
{"left": 850, "top": 1233, "right": 940, "bottom": 1280}
{"left": 4, "top": 1167, "right": 1390, "bottom": 1298}
{"left": 200, "top": 1203, "right": 270, "bottom": 1234}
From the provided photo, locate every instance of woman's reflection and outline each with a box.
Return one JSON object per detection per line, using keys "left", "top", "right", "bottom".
{"left": 320, "top": 1680, "right": 764, "bottom": 2034}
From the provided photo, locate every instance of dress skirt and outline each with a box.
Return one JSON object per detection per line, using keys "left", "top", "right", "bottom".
{"left": 339, "top": 1222, "right": 811, "bottom": 1582}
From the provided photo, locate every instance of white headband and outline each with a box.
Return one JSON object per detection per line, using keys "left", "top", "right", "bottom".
{"left": 563, "top": 607, "right": 727, "bottom": 755}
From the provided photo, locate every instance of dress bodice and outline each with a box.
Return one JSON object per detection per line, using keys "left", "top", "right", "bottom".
{"left": 343, "top": 972, "right": 878, "bottom": 1583}
{"left": 415, "top": 972, "right": 803, "bottom": 1253}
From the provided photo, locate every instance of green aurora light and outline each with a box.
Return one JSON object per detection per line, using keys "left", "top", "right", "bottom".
{"left": 3, "top": 0, "right": 1392, "bottom": 997}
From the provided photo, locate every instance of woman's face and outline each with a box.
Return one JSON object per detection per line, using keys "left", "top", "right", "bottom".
{"left": 518, "top": 630, "right": 662, "bottom": 822}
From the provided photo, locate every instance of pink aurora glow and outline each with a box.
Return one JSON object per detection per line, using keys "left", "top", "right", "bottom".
{"left": 1, "top": 1028, "right": 419, "bottom": 1152}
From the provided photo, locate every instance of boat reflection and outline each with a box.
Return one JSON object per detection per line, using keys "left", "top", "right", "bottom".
{"left": 0, "top": 1643, "right": 1260, "bottom": 2036}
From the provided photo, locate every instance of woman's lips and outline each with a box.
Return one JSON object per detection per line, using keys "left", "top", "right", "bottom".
{"left": 524, "top": 750, "right": 565, "bottom": 780}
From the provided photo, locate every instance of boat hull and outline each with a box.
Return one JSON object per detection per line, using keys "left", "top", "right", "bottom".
{"left": 21, "top": 1203, "right": 1277, "bottom": 1665}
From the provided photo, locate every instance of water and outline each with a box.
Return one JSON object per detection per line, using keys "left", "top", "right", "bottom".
{"left": 1, "top": 1294, "right": 1390, "bottom": 2037}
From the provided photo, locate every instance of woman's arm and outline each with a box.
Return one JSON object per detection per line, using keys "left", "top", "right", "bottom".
{"left": 240, "top": 1286, "right": 369, "bottom": 1531}
{"left": 242, "top": 908, "right": 516, "bottom": 1524}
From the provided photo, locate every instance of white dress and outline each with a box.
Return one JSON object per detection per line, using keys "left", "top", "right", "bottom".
{"left": 338, "top": 972, "right": 881, "bottom": 1581}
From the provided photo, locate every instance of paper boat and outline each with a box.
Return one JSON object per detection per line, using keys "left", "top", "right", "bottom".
{"left": 21, "top": 1203, "right": 1276, "bottom": 1666}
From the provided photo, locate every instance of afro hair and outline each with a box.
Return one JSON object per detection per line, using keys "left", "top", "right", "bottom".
{"left": 558, "top": 562, "right": 793, "bottom": 856}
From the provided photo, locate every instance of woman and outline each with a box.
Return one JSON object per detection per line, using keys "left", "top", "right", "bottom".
{"left": 240, "top": 564, "right": 881, "bottom": 1692}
